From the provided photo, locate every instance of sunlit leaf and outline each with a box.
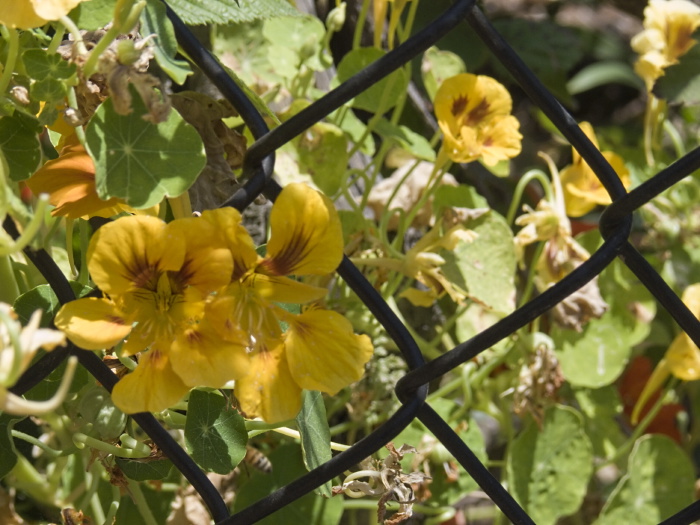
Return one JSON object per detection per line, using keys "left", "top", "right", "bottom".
{"left": 142, "top": 0, "right": 192, "bottom": 85}
{"left": 598, "top": 435, "right": 694, "bottom": 524}
{"left": 508, "top": 405, "right": 593, "bottom": 525}
{"left": 296, "top": 391, "right": 332, "bottom": 497}
{"left": 167, "top": 0, "right": 298, "bottom": 25}
{"left": 85, "top": 87, "right": 206, "bottom": 208}
{"left": 184, "top": 390, "right": 247, "bottom": 474}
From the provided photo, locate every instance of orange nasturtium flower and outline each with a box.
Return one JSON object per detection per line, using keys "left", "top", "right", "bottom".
{"left": 632, "top": 283, "right": 700, "bottom": 424}
{"left": 559, "top": 122, "right": 630, "bottom": 218}
{"left": 434, "top": 73, "right": 522, "bottom": 166}
{"left": 27, "top": 134, "right": 132, "bottom": 219}
{"left": 206, "top": 183, "right": 374, "bottom": 422}
{"left": 0, "top": 0, "right": 86, "bottom": 29}
{"left": 632, "top": 0, "right": 700, "bottom": 92}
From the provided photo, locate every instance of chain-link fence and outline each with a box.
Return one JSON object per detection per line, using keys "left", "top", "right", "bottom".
{"left": 6, "top": 0, "right": 700, "bottom": 523}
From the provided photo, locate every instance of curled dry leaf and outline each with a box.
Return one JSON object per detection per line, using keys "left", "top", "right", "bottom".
{"left": 171, "top": 91, "right": 246, "bottom": 211}
{"left": 333, "top": 442, "right": 431, "bottom": 525}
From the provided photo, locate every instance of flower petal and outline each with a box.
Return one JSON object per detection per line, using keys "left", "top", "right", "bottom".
{"left": 166, "top": 217, "right": 233, "bottom": 294}
{"left": 285, "top": 309, "right": 373, "bottom": 394}
{"left": 87, "top": 215, "right": 186, "bottom": 297}
{"left": 54, "top": 298, "right": 132, "bottom": 350}
{"left": 170, "top": 321, "right": 249, "bottom": 388}
{"left": 261, "top": 183, "right": 343, "bottom": 276}
{"left": 250, "top": 273, "right": 328, "bottom": 304}
{"left": 112, "top": 347, "right": 190, "bottom": 414}
{"left": 235, "top": 345, "right": 302, "bottom": 423}
{"left": 0, "top": 2, "right": 46, "bottom": 28}
{"left": 201, "top": 207, "right": 259, "bottom": 280}
{"left": 666, "top": 332, "right": 700, "bottom": 381}
{"left": 27, "top": 134, "right": 126, "bottom": 219}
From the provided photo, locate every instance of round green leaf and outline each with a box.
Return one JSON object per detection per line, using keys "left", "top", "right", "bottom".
{"left": 86, "top": 90, "right": 206, "bottom": 208}
{"left": 421, "top": 46, "right": 466, "bottom": 101}
{"left": 336, "top": 48, "right": 409, "bottom": 113}
{"left": 507, "top": 405, "right": 593, "bottom": 525}
{"left": 598, "top": 435, "right": 695, "bottom": 524}
{"left": 184, "top": 390, "right": 247, "bottom": 474}
{"left": 23, "top": 49, "right": 76, "bottom": 81}
{"left": 0, "top": 113, "right": 41, "bottom": 182}
{"left": 296, "top": 121, "right": 348, "bottom": 195}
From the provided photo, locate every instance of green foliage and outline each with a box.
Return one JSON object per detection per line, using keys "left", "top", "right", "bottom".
{"left": 167, "top": 0, "right": 298, "bottom": 25}
{"left": 116, "top": 457, "right": 174, "bottom": 481}
{"left": 86, "top": 87, "right": 206, "bottom": 208}
{"left": 184, "top": 390, "right": 247, "bottom": 474}
{"left": 598, "top": 435, "right": 695, "bottom": 524}
{"left": 0, "top": 113, "right": 41, "bottom": 182}
{"left": 335, "top": 48, "right": 409, "bottom": 113}
{"left": 296, "top": 391, "right": 332, "bottom": 497}
{"left": 233, "top": 443, "right": 343, "bottom": 524}
{"left": 508, "top": 405, "right": 594, "bottom": 525}
{"left": 0, "top": 413, "right": 23, "bottom": 480}
{"left": 421, "top": 46, "right": 466, "bottom": 101}
{"left": 141, "top": 0, "right": 192, "bottom": 85}
{"left": 13, "top": 282, "right": 92, "bottom": 327}
{"left": 443, "top": 211, "right": 516, "bottom": 314}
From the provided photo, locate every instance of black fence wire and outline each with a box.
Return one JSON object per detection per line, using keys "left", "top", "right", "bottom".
{"left": 6, "top": 0, "right": 700, "bottom": 523}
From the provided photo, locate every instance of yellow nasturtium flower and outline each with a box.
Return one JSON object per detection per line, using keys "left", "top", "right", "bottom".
{"left": 434, "top": 73, "right": 522, "bottom": 166}
{"left": 559, "top": 122, "right": 630, "bottom": 218}
{"left": 55, "top": 211, "right": 247, "bottom": 413}
{"left": 56, "top": 183, "right": 374, "bottom": 421}
{"left": 632, "top": 0, "right": 700, "bottom": 92}
{"left": 0, "top": 0, "right": 87, "bottom": 29}
{"left": 207, "top": 183, "right": 373, "bottom": 422}
{"left": 632, "top": 284, "right": 700, "bottom": 424}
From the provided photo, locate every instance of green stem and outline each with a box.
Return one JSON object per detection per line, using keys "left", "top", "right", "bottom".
{"left": 48, "top": 22, "right": 66, "bottom": 54}
{"left": 519, "top": 241, "right": 545, "bottom": 307}
{"left": 103, "top": 485, "right": 121, "bottom": 525}
{"left": 127, "top": 479, "right": 159, "bottom": 525}
{"left": 58, "top": 15, "right": 88, "bottom": 56}
{"left": 11, "top": 430, "right": 64, "bottom": 458}
{"left": 0, "top": 195, "right": 49, "bottom": 256}
{"left": 10, "top": 455, "right": 54, "bottom": 503}
{"left": 0, "top": 28, "right": 19, "bottom": 95}
{"left": 602, "top": 379, "right": 678, "bottom": 467}
{"left": 506, "top": 169, "right": 553, "bottom": 226}
{"left": 352, "top": 0, "right": 371, "bottom": 50}
{"left": 78, "top": 219, "right": 90, "bottom": 285}
{"left": 663, "top": 119, "right": 685, "bottom": 158}
{"left": 0, "top": 255, "right": 20, "bottom": 304}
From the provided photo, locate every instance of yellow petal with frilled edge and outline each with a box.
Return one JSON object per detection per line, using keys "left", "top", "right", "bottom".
{"left": 169, "top": 320, "right": 250, "bottom": 388}
{"left": 32, "top": 0, "right": 85, "bottom": 21}
{"left": 682, "top": 283, "right": 700, "bottom": 317}
{"left": 54, "top": 298, "right": 132, "bottom": 350}
{"left": 249, "top": 273, "right": 328, "bottom": 304}
{"left": 201, "top": 207, "right": 259, "bottom": 281}
{"left": 0, "top": 2, "right": 45, "bottom": 29}
{"left": 112, "top": 348, "right": 190, "bottom": 414}
{"left": 666, "top": 333, "right": 700, "bottom": 381}
{"left": 478, "top": 115, "right": 523, "bottom": 167}
{"left": 235, "top": 344, "right": 302, "bottom": 423}
{"left": 166, "top": 216, "right": 233, "bottom": 295}
{"left": 285, "top": 309, "right": 373, "bottom": 394}
{"left": 260, "top": 183, "right": 343, "bottom": 276}
{"left": 88, "top": 216, "right": 186, "bottom": 297}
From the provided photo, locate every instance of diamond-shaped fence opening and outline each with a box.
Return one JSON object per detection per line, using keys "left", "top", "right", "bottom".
{"left": 6, "top": 0, "right": 700, "bottom": 524}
